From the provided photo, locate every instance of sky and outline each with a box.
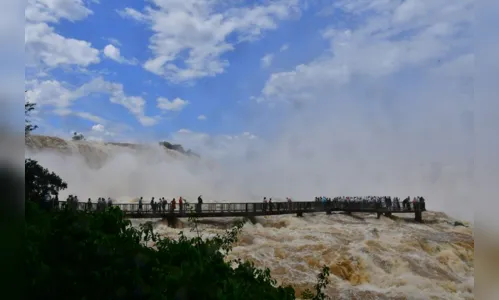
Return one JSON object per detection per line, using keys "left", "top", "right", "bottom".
{"left": 23, "top": 0, "right": 473, "bottom": 150}
{"left": 20, "top": 0, "right": 491, "bottom": 223}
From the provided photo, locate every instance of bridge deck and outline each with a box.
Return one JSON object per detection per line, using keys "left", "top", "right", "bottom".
{"left": 58, "top": 201, "right": 425, "bottom": 223}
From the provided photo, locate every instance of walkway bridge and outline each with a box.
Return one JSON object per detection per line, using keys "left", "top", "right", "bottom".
{"left": 58, "top": 200, "right": 426, "bottom": 227}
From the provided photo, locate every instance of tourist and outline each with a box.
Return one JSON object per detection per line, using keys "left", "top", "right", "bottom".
{"left": 161, "top": 198, "right": 167, "bottom": 212}
{"left": 419, "top": 196, "right": 426, "bottom": 211}
{"left": 402, "top": 196, "right": 410, "bottom": 210}
{"left": 150, "top": 197, "right": 156, "bottom": 213}
{"left": 138, "top": 197, "right": 143, "bottom": 212}
{"left": 197, "top": 195, "right": 203, "bottom": 213}
{"left": 171, "top": 198, "right": 176, "bottom": 213}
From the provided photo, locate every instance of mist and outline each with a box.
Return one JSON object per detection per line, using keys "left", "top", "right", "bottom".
{"left": 24, "top": 0, "right": 483, "bottom": 225}
{"left": 26, "top": 62, "right": 477, "bottom": 224}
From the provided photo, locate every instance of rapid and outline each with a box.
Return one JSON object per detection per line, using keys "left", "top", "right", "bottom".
{"left": 26, "top": 136, "right": 475, "bottom": 300}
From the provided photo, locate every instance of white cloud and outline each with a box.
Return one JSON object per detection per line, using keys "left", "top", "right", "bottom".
{"left": 25, "top": 0, "right": 100, "bottom": 68}
{"left": 177, "top": 128, "right": 192, "bottom": 134}
{"left": 25, "top": 0, "right": 92, "bottom": 23}
{"left": 91, "top": 124, "right": 104, "bottom": 132}
{"left": 103, "top": 44, "right": 121, "bottom": 61}
{"left": 197, "top": 114, "right": 207, "bottom": 120}
{"left": 116, "top": 7, "right": 148, "bottom": 23}
{"left": 261, "top": 54, "right": 274, "bottom": 68}
{"left": 118, "top": 0, "right": 302, "bottom": 82}
{"left": 26, "top": 77, "right": 161, "bottom": 126}
{"left": 157, "top": 97, "right": 190, "bottom": 112}
{"left": 81, "top": 123, "right": 117, "bottom": 142}
{"left": 137, "top": 116, "right": 159, "bottom": 126}
{"left": 103, "top": 44, "right": 137, "bottom": 65}
{"left": 51, "top": 109, "right": 107, "bottom": 124}
{"left": 25, "top": 23, "right": 100, "bottom": 67}
{"left": 261, "top": 0, "right": 473, "bottom": 104}
{"left": 25, "top": 79, "right": 72, "bottom": 108}
{"left": 75, "top": 112, "right": 107, "bottom": 124}
{"left": 279, "top": 44, "right": 289, "bottom": 52}
{"left": 76, "top": 77, "right": 160, "bottom": 126}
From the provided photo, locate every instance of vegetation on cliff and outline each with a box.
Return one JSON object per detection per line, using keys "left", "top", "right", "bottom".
{"left": 159, "top": 140, "right": 200, "bottom": 157}
{"left": 25, "top": 101, "right": 330, "bottom": 299}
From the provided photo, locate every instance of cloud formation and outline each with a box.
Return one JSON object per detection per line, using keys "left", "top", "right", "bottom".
{"left": 103, "top": 44, "right": 137, "bottom": 65}
{"left": 25, "top": 0, "right": 481, "bottom": 229}
{"left": 157, "top": 97, "right": 190, "bottom": 112}
{"left": 118, "top": 0, "right": 301, "bottom": 82}
{"left": 25, "top": 0, "right": 100, "bottom": 68}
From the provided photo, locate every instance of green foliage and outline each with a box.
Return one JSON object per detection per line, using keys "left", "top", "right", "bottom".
{"left": 72, "top": 131, "right": 85, "bottom": 141}
{"left": 159, "top": 141, "right": 200, "bottom": 158}
{"left": 25, "top": 101, "right": 68, "bottom": 202}
{"left": 302, "top": 266, "right": 331, "bottom": 300}
{"left": 25, "top": 100, "right": 37, "bottom": 136}
{"left": 159, "top": 140, "right": 182, "bottom": 151}
{"left": 25, "top": 158, "right": 68, "bottom": 202}
{"left": 26, "top": 204, "right": 299, "bottom": 299}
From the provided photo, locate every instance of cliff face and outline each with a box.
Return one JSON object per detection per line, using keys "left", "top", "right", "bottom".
{"left": 25, "top": 135, "right": 189, "bottom": 169}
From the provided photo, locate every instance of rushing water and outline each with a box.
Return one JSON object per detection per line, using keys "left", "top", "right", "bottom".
{"left": 26, "top": 135, "right": 475, "bottom": 299}
{"left": 135, "top": 211, "right": 473, "bottom": 300}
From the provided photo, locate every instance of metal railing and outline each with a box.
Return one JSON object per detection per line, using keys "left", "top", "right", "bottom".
{"left": 51, "top": 199, "right": 425, "bottom": 216}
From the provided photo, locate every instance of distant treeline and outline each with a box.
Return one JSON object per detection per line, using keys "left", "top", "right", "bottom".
{"left": 159, "top": 141, "right": 200, "bottom": 158}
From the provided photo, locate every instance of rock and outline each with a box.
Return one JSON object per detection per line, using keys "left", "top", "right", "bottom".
{"left": 454, "top": 221, "right": 467, "bottom": 227}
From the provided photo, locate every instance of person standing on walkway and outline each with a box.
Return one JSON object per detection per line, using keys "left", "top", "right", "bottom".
{"left": 171, "top": 198, "right": 176, "bottom": 213}
{"left": 161, "top": 198, "right": 167, "bottom": 212}
{"left": 197, "top": 195, "right": 203, "bottom": 213}
{"left": 87, "top": 198, "right": 92, "bottom": 211}
{"left": 138, "top": 197, "right": 143, "bottom": 212}
{"left": 150, "top": 197, "right": 156, "bottom": 213}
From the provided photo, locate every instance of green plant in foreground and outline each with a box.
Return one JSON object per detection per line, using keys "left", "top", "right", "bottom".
{"left": 26, "top": 201, "right": 331, "bottom": 299}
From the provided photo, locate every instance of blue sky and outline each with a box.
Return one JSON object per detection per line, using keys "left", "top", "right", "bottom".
{"left": 22, "top": 0, "right": 485, "bottom": 221}
{"left": 25, "top": 0, "right": 473, "bottom": 157}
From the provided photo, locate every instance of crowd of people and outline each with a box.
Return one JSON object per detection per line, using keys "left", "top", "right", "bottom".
{"left": 134, "top": 196, "right": 203, "bottom": 213}
{"left": 41, "top": 194, "right": 425, "bottom": 213}
{"left": 313, "top": 196, "right": 426, "bottom": 211}
{"left": 56, "top": 195, "right": 206, "bottom": 213}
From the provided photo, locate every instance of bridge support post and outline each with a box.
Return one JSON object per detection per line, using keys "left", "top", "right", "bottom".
{"left": 245, "top": 216, "right": 257, "bottom": 224}
{"left": 415, "top": 211, "right": 423, "bottom": 223}
{"left": 165, "top": 215, "right": 178, "bottom": 228}
{"left": 296, "top": 211, "right": 303, "bottom": 217}
{"left": 384, "top": 212, "right": 392, "bottom": 217}
{"left": 326, "top": 209, "right": 331, "bottom": 215}
{"left": 376, "top": 212, "right": 381, "bottom": 219}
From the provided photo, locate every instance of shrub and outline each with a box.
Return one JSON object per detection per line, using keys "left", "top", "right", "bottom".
{"left": 26, "top": 203, "right": 299, "bottom": 299}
